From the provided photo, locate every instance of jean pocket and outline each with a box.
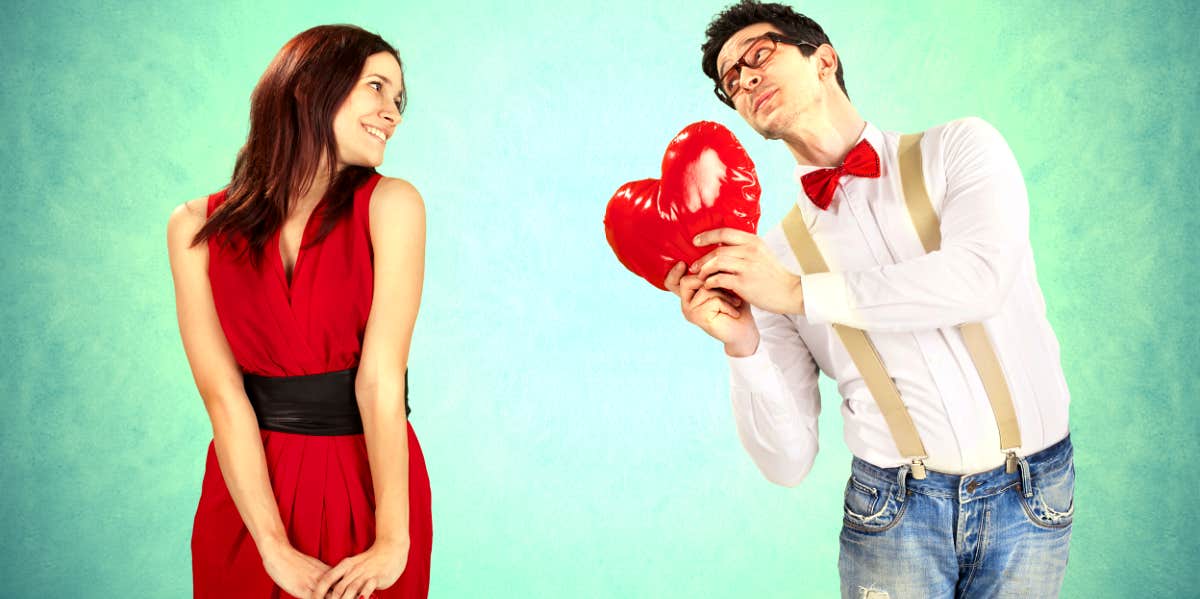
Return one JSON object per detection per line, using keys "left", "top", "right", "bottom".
{"left": 843, "top": 476, "right": 906, "bottom": 533}
{"left": 1019, "top": 461, "right": 1075, "bottom": 530}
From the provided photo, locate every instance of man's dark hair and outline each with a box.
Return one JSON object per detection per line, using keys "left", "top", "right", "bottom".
{"left": 701, "top": 0, "right": 848, "bottom": 100}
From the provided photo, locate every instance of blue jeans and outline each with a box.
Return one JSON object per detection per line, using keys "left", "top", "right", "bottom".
{"left": 839, "top": 436, "right": 1074, "bottom": 598}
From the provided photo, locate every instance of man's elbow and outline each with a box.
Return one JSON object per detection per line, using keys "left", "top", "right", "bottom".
{"left": 951, "top": 242, "right": 1023, "bottom": 322}
{"left": 963, "top": 287, "right": 1005, "bottom": 323}
{"left": 756, "top": 445, "right": 818, "bottom": 488}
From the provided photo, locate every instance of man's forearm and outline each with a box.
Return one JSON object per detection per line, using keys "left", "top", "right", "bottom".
{"left": 729, "top": 347, "right": 821, "bottom": 487}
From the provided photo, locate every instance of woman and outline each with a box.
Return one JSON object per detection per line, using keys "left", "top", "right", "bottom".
{"left": 167, "top": 25, "right": 431, "bottom": 599}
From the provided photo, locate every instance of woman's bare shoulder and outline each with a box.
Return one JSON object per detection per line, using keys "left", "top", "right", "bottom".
{"left": 167, "top": 197, "right": 210, "bottom": 251}
{"left": 372, "top": 176, "right": 423, "bottom": 205}
{"left": 169, "top": 196, "right": 208, "bottom": 228}
{"left": 369, "top": 177, "right": 425, "bottom": 230}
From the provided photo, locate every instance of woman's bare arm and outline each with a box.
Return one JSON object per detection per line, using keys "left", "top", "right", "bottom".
{"left": 167, "top": 198, "right": 327, "bottom": 596}
{"left": 315, "top": 177, "right": 425, "bottom": 599}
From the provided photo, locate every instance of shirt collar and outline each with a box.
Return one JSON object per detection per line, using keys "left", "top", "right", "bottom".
{"left": 792, "top": 121, "right": 885, "bottom": 183}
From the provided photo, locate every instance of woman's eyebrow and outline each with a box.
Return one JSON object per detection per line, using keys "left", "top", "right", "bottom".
{"left": 364, "top": 73, "right": 395, "bottom": 86}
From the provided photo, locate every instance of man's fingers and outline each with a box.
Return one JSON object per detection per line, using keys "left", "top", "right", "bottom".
{"left": 686, "top": 287, "right": 717, "bottom": 311}
{"left": 689, "top": 244, "right": 749, "bottom": 274}
{"left": 687, "top": 287, "right": 742, "bottom": 313}
{"left": 696, "top": 255, "right": 746, "bottom": 280}
{"left": 693, "top": 228, "right": 756, "bottom": 248}
{"left": 695, "top": 294, "right": 741, "bottom": 320}
{"left": 703, "top": 273, "right": 737, "bottom": 292}
{"left": 664, "top": 261, "right": 686, "bottom": 294}
{"left": 688, "top": 287, "right": 741, "bottom": 309}
{"left": 718, "top": 289, "right": 743, "bottom": 307}
{"left": 688, "top": 248, "right": 720, "bottom": 273}
{"left": 678, "top": 274, "right": 704, "bottom": 304}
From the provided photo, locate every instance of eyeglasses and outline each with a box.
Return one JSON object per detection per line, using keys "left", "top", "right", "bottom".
{"left": 714, "top": 33, "right": 818, "bottom": 108}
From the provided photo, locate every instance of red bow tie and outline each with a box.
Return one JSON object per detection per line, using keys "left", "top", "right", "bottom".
{"left": 800, "top": 139, "right": 881, "bottom": 210}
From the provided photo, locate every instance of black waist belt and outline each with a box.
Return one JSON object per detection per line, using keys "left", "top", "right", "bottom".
{"left": 243, "top": 368, "right": 410, "bottom": 436}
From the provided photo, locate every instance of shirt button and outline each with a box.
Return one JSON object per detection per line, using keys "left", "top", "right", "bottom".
{"left": 966, "top": 481, "right": 980, "bottom": 493}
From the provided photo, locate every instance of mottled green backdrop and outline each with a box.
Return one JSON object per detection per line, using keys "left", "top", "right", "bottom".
{"left": 1, "top": 0, "right": 1196, "bottom": 596}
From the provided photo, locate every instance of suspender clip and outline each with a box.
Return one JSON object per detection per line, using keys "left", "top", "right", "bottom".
{"left": 910, "top": 458, "right": 927, "bottom": 480}
{"left": 1005, "top": 450, "right": 1019, "bottom": 474}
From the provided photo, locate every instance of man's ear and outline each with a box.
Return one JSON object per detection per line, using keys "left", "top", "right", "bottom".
{"left": 815, "top": 44, "right": 839, "bottom": 80}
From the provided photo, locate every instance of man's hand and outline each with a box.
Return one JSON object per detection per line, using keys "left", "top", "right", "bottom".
{"left": 689, "top": 228, "right": 805, "bottom": 316}
{"left": 665, "top": 262, "right": 760, "bottom": 357}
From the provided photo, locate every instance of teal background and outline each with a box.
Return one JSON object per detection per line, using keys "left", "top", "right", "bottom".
{"left": 2, "top": 0, "right": 1196, "bottom": 596}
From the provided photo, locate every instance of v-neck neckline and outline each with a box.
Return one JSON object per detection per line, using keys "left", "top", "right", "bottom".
{"left": 275, "top": 197, "right": 326, "bottom": 297}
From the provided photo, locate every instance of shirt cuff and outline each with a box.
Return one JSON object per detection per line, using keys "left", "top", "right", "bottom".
{"left": 801, "top": 271, "right": 852, "bottom": 326}
{"left": 728, "top": 341, "right": 777, "bottom": 393}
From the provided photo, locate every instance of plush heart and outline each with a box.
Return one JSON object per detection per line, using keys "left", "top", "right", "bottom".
{"left": 604, "top": 121, "right": 761, "bottom": 291}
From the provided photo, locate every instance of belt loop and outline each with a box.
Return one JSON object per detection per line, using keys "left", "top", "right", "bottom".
{"left": 1018, "top": 455, "right": 1033, "bottom": 498}
{"left": 896, "top": 464, "right": 909, "bottom": 503}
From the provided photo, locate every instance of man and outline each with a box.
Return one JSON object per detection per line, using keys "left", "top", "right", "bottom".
{"left": 664, "top": 2, "right": 1074, "bottom": 597}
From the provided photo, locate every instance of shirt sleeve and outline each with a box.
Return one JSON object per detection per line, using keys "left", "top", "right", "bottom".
{"left": 727, "top": 303, "right": 822, "bottom": 487}
{"left": 801, "top": 117, "right": 1030, "bottom": 332}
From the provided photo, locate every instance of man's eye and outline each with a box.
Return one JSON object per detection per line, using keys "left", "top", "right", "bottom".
{"left": 753, "top": 47, "right": 771, "bottom": 63}
{"left": 723, "top": 75, "right": 738, "bottom": 93}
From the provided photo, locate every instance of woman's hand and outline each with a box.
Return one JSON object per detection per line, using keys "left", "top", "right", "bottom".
{"left": 312, "top": 537, "right": 410, "bottom": 599}
{"left": 259, "top": 540, "right": 330, "bottom": 599}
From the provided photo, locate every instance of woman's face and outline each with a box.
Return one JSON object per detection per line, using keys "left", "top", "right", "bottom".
{"left": 332, "top": 51, "right": 404, "bottom": 169}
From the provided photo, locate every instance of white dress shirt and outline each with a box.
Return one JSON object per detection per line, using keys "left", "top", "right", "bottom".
{"left": 728, "top": 118, "right": 1071, "bottom": 486}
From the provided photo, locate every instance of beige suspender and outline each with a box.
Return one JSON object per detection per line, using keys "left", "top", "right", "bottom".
{"left": 781, "top": 132, "right": 1022, "bottom": 479}
{"left": 896, "top": 134, "right": 941, "bottom": 251}
{"left": 781, "top": 208, "right": 931, "bottom": 472}
{"left": 896, "top": 134, "right": 1022, "bottom": 466}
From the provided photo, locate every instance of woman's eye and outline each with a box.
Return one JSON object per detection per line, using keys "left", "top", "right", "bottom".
{"left": 368, "top": 81, "right": 382, "bottom": 91}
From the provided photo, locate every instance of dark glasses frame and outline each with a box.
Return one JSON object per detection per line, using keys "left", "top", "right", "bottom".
{"left": 714, "top": 32, "right": 819, "bottom": 108}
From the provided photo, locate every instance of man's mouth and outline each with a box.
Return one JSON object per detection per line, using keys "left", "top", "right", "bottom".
{"left": 753, "top": 89, "right": 777, "bottom": 114}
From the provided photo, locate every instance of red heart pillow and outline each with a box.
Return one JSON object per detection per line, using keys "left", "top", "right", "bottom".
{"left": 604, "top": 121, "right": 761, "bottom": 290}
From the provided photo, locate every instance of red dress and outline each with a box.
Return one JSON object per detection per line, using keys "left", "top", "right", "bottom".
{"left": 192, "top": 173, "right": 432, "bottom": 598}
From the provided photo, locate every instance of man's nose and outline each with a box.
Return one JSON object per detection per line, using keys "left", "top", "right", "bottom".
{"left": 740, "top": 69, "right": 763, "bottom": 92}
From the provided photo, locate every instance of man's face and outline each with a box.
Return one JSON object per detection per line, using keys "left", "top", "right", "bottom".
{"left": 715, "top": 23, "right": 824, "bottom": 140}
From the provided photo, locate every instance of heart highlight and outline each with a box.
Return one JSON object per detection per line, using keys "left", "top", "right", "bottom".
{"left": 604, "top": 121, "right": 761, "bottom": 291}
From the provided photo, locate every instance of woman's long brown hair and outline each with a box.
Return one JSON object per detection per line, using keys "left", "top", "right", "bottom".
{"left": 192, "top": 25, "right": 405, "bottom": 265}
